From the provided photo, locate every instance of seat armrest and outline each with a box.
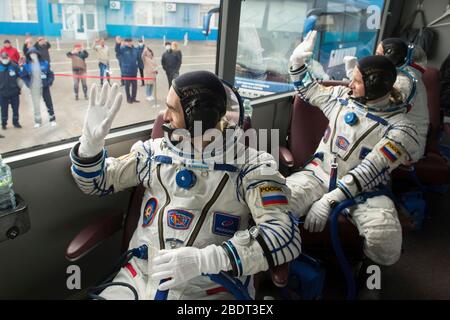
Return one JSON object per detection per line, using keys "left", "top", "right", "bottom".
{"left": 279, "top": 146, "right": 295, "bottom": 168}
{"left": 66, "top": 210, "right": 124, "bottom": 262}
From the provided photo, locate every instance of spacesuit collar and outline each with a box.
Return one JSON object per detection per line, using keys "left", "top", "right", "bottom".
{"left": 163, "top": 125, "right": 245, "bottom": 164}
{"left": 351, "top": 94, "right": 396, "bottom": 113}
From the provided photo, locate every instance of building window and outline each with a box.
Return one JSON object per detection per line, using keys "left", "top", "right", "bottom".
{"left": 10, "top": 0, "right": 38, "bottom": 22}
{"left": 0, "top": 0, "right": 219, "bottom": 156}
{"left": 134, "top": 1, "right": 165, "bottom": 26}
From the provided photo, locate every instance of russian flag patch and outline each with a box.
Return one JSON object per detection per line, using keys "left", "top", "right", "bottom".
{"left": 260, "top": 185, "right": 288, "bottom": 207}
{"left": 380, "top": 141, "right": 402, "bottom": 162}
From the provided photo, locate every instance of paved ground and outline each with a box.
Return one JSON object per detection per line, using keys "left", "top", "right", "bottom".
{"left": 0, "top": 36, "right": 217, "bottom": 154}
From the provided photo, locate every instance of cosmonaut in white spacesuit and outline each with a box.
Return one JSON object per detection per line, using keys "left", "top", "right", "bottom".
{"left": 287, "top": 31, "right": 420, "bottom": 266}
{"left": 70, "top": 71, "right": 301, "bottom": 299}
{"left": 344, "top": 38, "right": 429, "bottom": 162}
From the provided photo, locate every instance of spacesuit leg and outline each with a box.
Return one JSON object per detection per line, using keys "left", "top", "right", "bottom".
{"left": 286, "top": 170, "right": 327, "bottom": 217}
{"left": 349, "top": 195, "right": 402, "bottom": 266}
{"left": 99, "top": 260, "right": 147, "bottom": 300}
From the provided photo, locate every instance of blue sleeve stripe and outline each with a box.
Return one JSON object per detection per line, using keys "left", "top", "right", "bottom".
{"left": 394, "top": 124, "right": 418, "bottom": 135}
{"left": 337, "top": 182, "right": 353, "bottom": 198}
{"left": 258, "top": 228, "right": 279, "bottom": 266}
{"left": 359, "top": 162, "right": 377, "bottom": 181}
{"left": 224, "top": 241, "right": 243, "bottom": 277}
{"left": 71, "top": 165, "right": 103, "bottom": 179}
{"left": 245, "top": 179, "right": 287, "bottom": 191}
{"left": 389, "top": 128, "right": 419, "bottom": 145}
{"left": 261, "top": 225, "right": 288, "bottom": 263}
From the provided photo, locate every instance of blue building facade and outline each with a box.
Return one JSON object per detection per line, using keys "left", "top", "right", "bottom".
{"left": 0, "top": 0, "right": 219, "bottom": 41}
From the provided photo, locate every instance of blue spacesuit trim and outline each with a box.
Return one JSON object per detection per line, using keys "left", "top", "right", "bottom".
{"left": 266, "top": 223, "right": 298, "bottom": 261}
{"left": 337, "top": 182, "right": 353, "bottom": 199}
{"left": 258, "top": 227, "right": 279, "bottom": 266}
{"left": 261, "top": 225, "right": 288, "bottom": 262}
{"left": 245, "top": 179, "right": 286, "bottom": 191}
{"left": 154, "top": 155, "right": 173, "bottom": 164}
{"left": 71, "top": 165, "right": 104, "bottom": 179}
{"left": 366, "top": 113, "right": 389, "bottom": 126}
{"left": 224, "top": 241, "right": 243, "bottom": 277}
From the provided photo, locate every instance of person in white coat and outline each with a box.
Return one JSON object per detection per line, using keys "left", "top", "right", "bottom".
{"left": 287, "top": 31, "right": 420, "bottom": 267}
{"left": 70, "top": 71, "right": 301, "bottom": 299}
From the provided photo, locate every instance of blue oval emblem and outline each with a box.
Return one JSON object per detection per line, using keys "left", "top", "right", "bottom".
{"left": 142, "top": 198, "right": 158, "bottom": 227}
{"left": 336, "top": 136, "right": 350, "bottom": 151}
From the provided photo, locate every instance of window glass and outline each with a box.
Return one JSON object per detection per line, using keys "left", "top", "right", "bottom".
{"left": 235, "top": 0, "right": 386, "bottom": 99}
{"left": 86, "top": 13, "right": 95, "bottom": 30}
{"left": 26, "top": 0, "right": 38, "bottom": 21}
{"left": 11, "top": 1, "right": 24, "bottom": 21}
{"left": 0, "top": 0, "right": 220, "bottom": 155}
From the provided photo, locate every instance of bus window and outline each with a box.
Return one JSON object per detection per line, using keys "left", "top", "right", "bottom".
{"left": 0, "top": 0, "right": 220, "bottom": 156}
{"left": 235, "top": 0, "right": 386, "bottom": 99}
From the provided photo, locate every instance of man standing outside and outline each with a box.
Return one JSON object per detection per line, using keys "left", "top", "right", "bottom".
{"left": 66, "top": 44, "right": 89, "bottom": 100}
{"left": 119, "top": 38, "right": 140, "bottom": 104}
{"left": 115, "top": 36, "right": 124, "bottom": 86}
{"left": 94, "top": 38, "right": 110, "bottom": 86}
{"left": 34, "top": 37, "right": 52, "bottom": 64}
{"left": 1, "top": 40, "right": 20, "bottom": 64}
{"left": 161, "top": 41, "right": 179, "bottom": 87}
{"left": 0, "top": 52, "right": 22, "bottom": 130}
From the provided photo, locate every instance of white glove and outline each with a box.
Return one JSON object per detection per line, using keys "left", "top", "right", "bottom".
{"left": 290, "top": 30, "right": 317, "bottom": 68}
{"left": 343, "top": 56, "right": 357, "bottom": 80}
{"left": 304, "top": 188, "right": 346, "bottom": 233}
{"left": 150, "top": 245, "right": 231, "bottom": 291}
{"left": 78, "top": 82, "right": 123, "bottom": 158}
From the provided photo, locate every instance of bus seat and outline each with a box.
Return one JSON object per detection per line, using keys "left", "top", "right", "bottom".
{"left": 393, "top": 67, "right": 450, "bottom": 186}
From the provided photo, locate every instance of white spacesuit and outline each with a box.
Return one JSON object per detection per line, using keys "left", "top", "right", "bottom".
{"left": 344, "top": 39, "right": 429, "bottom": 162}
{"left": 287, "top": 31, "right": 420, "bottom": 266}
{"left": 70, "top": 72, "right": 301, "bottom": 299}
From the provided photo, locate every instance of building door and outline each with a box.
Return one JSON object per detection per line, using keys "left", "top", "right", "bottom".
{"left": 75, "top": 12, "right": 86, "bottom": 40}
{"left": 63, "top": 4, "right": 98, "bottom": 40}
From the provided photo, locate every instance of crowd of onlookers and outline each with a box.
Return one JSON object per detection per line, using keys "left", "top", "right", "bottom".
{"left": 0, "top": 34, "right": 183, "bottom": 138}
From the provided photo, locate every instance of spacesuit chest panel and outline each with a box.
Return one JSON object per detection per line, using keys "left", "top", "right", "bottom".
{"left": 139, "top": 159, "right": 249, "bottom": 250}
{"left": 328, "top": 103, "right": 382, "bottom": 161}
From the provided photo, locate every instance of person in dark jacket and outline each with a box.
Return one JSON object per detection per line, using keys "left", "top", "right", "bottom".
{"left": 137, "top": 39, "right": 145, "bottom": 86}
{"left": 66, "top": 43, "right": 89, "bottom": 100}
{"left": 161, "top": 41, "right": 181, "bottom": 87}
{"left": 0, "top": 52, "right": 22, "bottom": 130}
{"left": 21, "top": 47, "right": 56, "bottom": 127}
{"left": 34, "top": 37, "right": 52, "bottom": 63}
{"left": 115, "top": 36, "right": 125, "bottom": 86}
{"left": 22, "top": 33, "right": 33, "bottom": 57}
{"left": 119, "top": 38, "right": 140, "bottom": 103}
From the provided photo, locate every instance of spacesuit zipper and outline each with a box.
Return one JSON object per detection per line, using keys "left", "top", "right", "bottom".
{"left": 329, "top": 105, "right": 344, "bottom": 155}
{"left": 156, "top": 164, "right": 170, "bottom": 250}
{"left": 186, "top": 173, "right": 229, "bottom": 247}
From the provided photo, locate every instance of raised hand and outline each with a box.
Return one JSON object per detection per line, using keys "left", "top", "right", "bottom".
{"left": 290, "top": 30, "right": 317, "bottom": 67}
{"left": 78, "top": 83, "right": 123, "bottom": 158}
